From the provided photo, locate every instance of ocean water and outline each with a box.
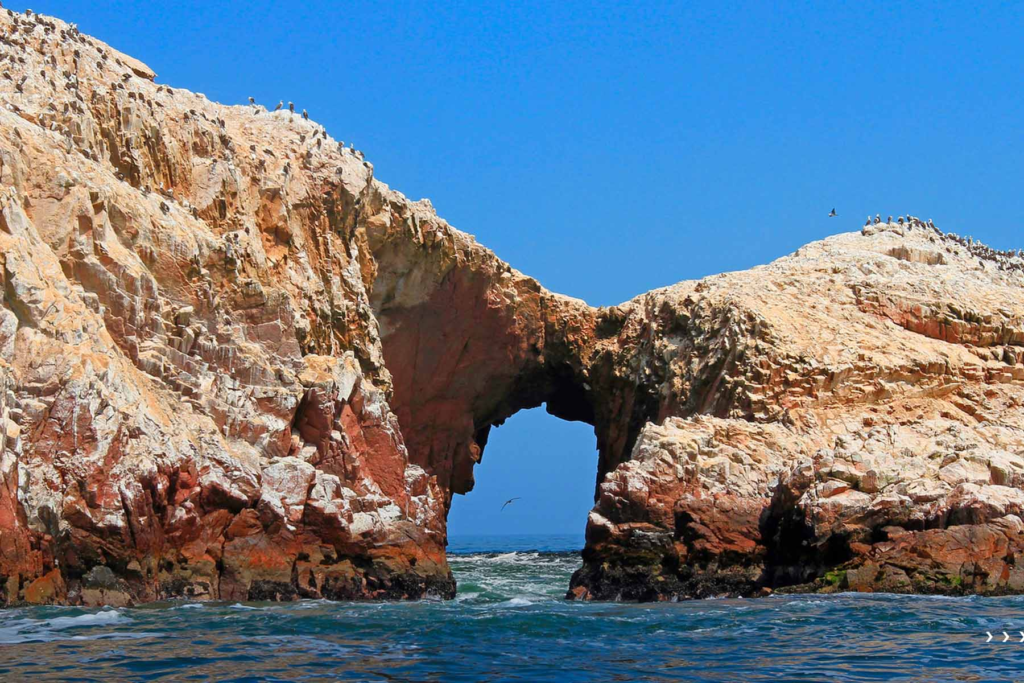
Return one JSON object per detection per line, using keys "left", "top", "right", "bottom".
{"left": 2, "top": 534, "right": 1024, "bottom": 682}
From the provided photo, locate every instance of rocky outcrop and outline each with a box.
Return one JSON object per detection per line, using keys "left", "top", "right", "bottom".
{"left": 2, "top": 8, "right": 1024, "bottom": 606}
{"left": 0, "top": 8, "right": 450, "bottom": 605}
{"left": 568, "top": 226, "right": 1024, "bottom": 600}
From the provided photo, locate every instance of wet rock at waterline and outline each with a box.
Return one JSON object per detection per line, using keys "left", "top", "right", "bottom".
{"left": 3, "top": 7, "right": 1024, "bottom": 605}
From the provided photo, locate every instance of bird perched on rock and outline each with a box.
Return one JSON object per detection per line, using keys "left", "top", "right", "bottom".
{"left": 865, "top": 216, "right": 872, "bottom": 226}
{"left": 302, "top": 108, "right": 308, "bottom": 120}
{"left": 874, "top": 214, "right": 881, "bottom": 224}
{"left": 288, "top": 101, "right": 294, "bottom": 113}
{"left": 248, "top": 96, "right": 255, "bottom": 105}
{"left": 828, "top": 208, "right": 837, "bottom": 217}
{"left": 274, "top": 100, "right": 282, "bottom": 111}
{"left": 897, "top": 216, "right": 904, "bottom": 225}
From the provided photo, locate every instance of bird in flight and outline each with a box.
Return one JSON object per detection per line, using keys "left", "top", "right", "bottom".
{"left": 828, "top": 208, "right": 837, "bottom": 217}
{"left": 501, "top": 497, "right": 520, "bottom": 511}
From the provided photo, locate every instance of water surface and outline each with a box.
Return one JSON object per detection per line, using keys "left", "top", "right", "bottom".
{"left": 1, "top": 534, "right": 1022, "bottom": 681}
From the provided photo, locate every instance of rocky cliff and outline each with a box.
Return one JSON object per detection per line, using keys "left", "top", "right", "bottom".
{"left": 2, "top": 8, "right": 1023, "bottom": 606}
{"left": 568, "top": 225, "right": 1024, "bottom": 600}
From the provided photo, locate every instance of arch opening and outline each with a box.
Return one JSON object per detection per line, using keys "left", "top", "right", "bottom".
{"left": 447, "top": 404, "right": 599, "bottom": 544}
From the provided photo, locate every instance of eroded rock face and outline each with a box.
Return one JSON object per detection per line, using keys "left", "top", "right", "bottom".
{"left": 0, "top": 8, "right": 450, "bottom": 605}
{"left": 568, "top": 226, "right": 1024, "bottom": 600}
{"left": 2, "top": 8, "right": 1024, "bottom": 606}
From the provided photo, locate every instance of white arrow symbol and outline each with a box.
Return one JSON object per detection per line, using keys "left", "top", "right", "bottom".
{"left": 1019, "top": 632, "right": 1024, "bottom": 643}
{"left": 987, "top": 632, "right": 994, "bottom": 642}
{"left": 1004, "top": 632, "right": 1011, "bottom": 643}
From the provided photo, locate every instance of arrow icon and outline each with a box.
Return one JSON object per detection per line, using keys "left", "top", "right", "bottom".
{"left": 987, "top": 631, "right": 994, "bottom": 642}
{"left": 1004, "top": 632, "right": 1011, "bottom": 643}
{"left": 1019, "top": 632, "right": 1024, "bottom": 643}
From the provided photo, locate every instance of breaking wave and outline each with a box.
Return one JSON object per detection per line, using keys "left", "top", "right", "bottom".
{"left": 0, "top": 609, "right": 149, "bottom": 645}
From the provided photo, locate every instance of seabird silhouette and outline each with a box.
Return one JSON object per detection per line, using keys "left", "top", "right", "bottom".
{"left": 273, "top": 100, "right": 283, "bottom": 111}
{"left": 828, "top": 208, "right": 837, "bottom": 217}
{"left": 500, "top": 497, "right": 520, "bottom": 511}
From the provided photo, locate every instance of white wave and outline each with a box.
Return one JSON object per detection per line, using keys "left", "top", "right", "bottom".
{"left": 455, "top": 551, "right": 544, "bottom": 564}
{"left": 230, "top": 603, "right": 260, "bottom": 610}
{"left": 0, "top": 609, "right": 133, "bottom": 645}
{"left": 174, "top": 602, "right": 206, "bottom": 610}
{"left": 287, "top": 599, "right": 340, "bottom": 610}
{"left": 501, "top": 597, "right": 534, "bottom": 607}
{"left": 47, "top": 609, "right": 128, "bottom": 630}
{"left": 906, "top": 593, "right": 979, "bottom": 602}
{"left": 0, "top": 619, "right": 41, "bottom": 645}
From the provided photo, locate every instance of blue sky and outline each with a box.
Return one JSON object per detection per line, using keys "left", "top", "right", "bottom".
{"left": 23, "top": 1, "right": 1023, "bottom": 537}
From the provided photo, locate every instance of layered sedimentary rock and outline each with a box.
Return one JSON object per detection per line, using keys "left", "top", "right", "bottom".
{"left": 2, "top": 8, "right": 1024, "bottom": 606}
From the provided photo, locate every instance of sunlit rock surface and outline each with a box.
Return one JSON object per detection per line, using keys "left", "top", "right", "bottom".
{"left": 2, "top": 7, "right": 1024, "bottom": 605}
{"left": 568, "top": 225, "right": 1024, "bottom": 600}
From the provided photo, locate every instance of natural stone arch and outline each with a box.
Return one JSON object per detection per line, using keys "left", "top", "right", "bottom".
{"left": 362, "top": 188, "right": 668, "bottom": 514}
{"left": 4, "top": 5, "right": 1024, "bottom": 608}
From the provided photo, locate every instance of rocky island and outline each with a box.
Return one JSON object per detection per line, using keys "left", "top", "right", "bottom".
{"left": 2, "top": 8, "right": 1024, "bottom": 606}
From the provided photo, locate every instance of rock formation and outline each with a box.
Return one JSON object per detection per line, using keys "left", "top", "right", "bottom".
{"left": 568, "top": 224, "right": 1024, "bottom": 600}
{"left": 1, "top": 8, "right": 1023, "bottom": 605}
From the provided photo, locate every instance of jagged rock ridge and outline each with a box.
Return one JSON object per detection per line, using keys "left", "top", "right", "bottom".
{"left": 2, "top": 8, "right": 1024, "bottom": 606}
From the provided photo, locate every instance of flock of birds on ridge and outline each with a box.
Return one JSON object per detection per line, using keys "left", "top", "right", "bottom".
{"left": 826, "top": 209, "right": 1024, "bottom": 273}
{"left": 0, "top": 7, "right": 1021, "bottom": 279}
{"left": 0, "top": 6, "right": 368, "bottom": 177}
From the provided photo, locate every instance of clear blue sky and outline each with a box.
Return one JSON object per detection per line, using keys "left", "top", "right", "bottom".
{"left": 22, "top": 1, "right": 1023, "bottom": 537}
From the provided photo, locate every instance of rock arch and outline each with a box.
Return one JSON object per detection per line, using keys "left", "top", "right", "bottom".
{"left": 363, "top": 193, "right": 663, "bottom": 511}
{"left": 3, "top": 7, "right": 1024, "bottom": 607}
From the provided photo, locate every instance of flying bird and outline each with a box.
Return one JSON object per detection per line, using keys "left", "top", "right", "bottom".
{"left": 500, "top": 497, "right": 520, "bottom": 511}
{"left": 828, "top": 208, "right": 837, "bottom": 217}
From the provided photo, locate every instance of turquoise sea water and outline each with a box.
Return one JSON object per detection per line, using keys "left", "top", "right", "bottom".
{"left": 2, "top": 534, "right": 1024, "bottom": 682}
